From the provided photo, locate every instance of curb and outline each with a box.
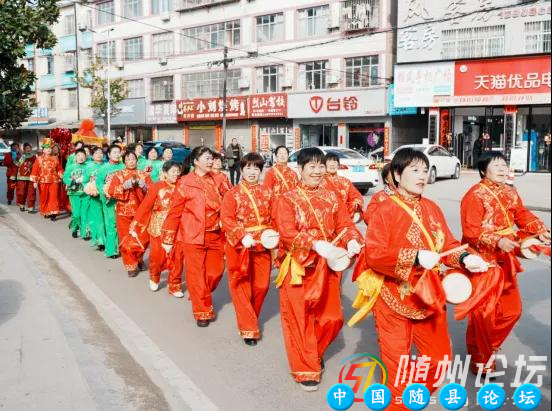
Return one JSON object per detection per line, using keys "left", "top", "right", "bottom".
{"left": 1, "top": 205, "right": 220, "bottom": 411}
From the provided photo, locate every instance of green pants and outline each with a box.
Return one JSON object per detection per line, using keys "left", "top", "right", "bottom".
{"left": 102, "top": 197, "right": 119, "bottom": 257}
{"left": 68, "top": 194, "right": 85, "bottom": 234}
{"left": 88, "top": 196, "right": 105, "bottom": 247}
{"left": 81, "top": 195, "right": 91, "bottom": 238}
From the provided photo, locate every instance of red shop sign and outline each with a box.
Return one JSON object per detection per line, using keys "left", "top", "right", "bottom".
{"left": 176, "top": 96, "right": 249, "bottom": 121}
{"left": 249, "top": 93, "right": 287, "bottom": 118}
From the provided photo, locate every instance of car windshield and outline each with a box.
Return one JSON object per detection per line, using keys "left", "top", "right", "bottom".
{"left": 325, "top": 149, "right": 366, "bottom": 160}
{"left": 0, "top": 142, "right": 8, "bottom": 149}
{"left": 392, "top": 146, "right": 426, "bottom": 155}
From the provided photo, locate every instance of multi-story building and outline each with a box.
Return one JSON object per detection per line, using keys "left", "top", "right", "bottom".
{"left": 392, "top": 0, "right": 551, "bottom": 173}
{"left": 14, "top": 0, "right": 396, "bottom": 157}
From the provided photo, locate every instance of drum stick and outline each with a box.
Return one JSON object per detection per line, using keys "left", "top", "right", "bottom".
{"left": 331, "top": 228, "right": 348, "bottom": 246}
{"left": 438, "top": 244, "right": 469, "bottom": 258}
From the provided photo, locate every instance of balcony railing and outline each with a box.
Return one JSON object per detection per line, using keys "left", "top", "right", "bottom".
{"left": 341, "top": 0, "right": 378, "bottom": 33}
{"left": 176, "top": 0, "right": 239, "bottom": 12}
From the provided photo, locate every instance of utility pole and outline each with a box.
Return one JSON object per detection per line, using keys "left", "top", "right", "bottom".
{"left": 73, "top": 1, "right": 81, "bottom": 121}
{"left": 221, "top": 46, "right": 229, "bottom": 151}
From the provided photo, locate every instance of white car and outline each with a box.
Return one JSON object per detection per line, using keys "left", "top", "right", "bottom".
{"left": 386, "top": 144, "right": 461, "bottom": 184}
{"left": 288, "top": 146, "right": 379, "bottom": 194}
{"left": 0, "top": 139, "right": 11, "bottom": 166}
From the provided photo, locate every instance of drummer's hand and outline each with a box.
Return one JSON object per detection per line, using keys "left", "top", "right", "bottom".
{"left": 313, "top": 240, "right": 335, "bottom": 259}
{"left": 161, "top": 243, "right": 173, "bottom": 254}
{"left": 463, "top": 254, "right": 489, "bottom": 273}
{"left": 241, "top": 234, "right": 255, "bottom": 249}
{"left": 498, "top": 238, "right": 519, "bottom": 253}
{"left": 347, "top": 239, "right": 362, "bottom": 257}
{"left": 418, "top": 250, "right": 440, "bottom": 270}
{"left": 539, "top": 231, "right": 551, "bottom": 244}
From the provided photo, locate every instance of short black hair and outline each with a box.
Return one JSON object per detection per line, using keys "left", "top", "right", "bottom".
{"left": 274, "top": 145, "right": 289, "bottom": 156}
{"left": 183, "top": 146, "right": 213, "bottom": 175}
{"left": 478, "top": 152, "right": 508, "bottom": 178}
{"left": 146, "top": 147, "right": 158, "bottom": 158}
{"left": 126, "top": 143, "right": 137, "bottom": 152}
{"left": 381, "top": 163, "right": 392, "bottom": 186}
{"left": 10, "top": 142, "right": 19, "bottom": 149}
{"left": 107, "top": 144, "right": 121, "bottom": 155}
{"left": 91, "top": 146, "right": 103, "bottom": 155}
{"left": 390, "top": 148, "right": 430, "bottom": 186}
{"left": 298, "top": 147, "right": 325, "bottom": 168}
{"left": 325, "top": 152, "right": 340, "bottom": 164}
{"left": 74, "top": 148, "right": 87, "bottom": 157}
{"left": 23, "top": 143, "right": 32, "bottom": 149}
{"left": 162, "top": 160, "right": 181, "bottom": 174}
{"left": 240, "top": 152, "right": 264, "bottom": 171}
{"left": 123, "top": 151, "right": 137, "bottom": 163}
{"left": 212, "top": 152, "right": 222, "bottom": 161}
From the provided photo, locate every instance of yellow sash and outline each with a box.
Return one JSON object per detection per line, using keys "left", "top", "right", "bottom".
{"left": 390, "top": 196, "right": 437, "bottom": 252}
{"left": 273, "top": 165, "right": 290, "bottom": 191}
{"left": 239, "top": 183, "right": 263, "bottom": 226}
{"left": 479, "top": 183, "right": 516, "bottom": 236}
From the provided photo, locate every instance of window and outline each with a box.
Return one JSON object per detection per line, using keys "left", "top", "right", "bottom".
{"left": 256, "top": 65, "right": 283, "bottom": 93}
{"left": 65, "top": 52, "right": 77, "bottom": 71}
{"left": 256, "top": 13, "right": 284, "bottom": 43}
{"left": 345, "top": 55, "right": 378, "bottom": 87}
{"left": 299, "top": 60, "right": 328, "bottom": 90}
{"left": 182, "top": 69, "right": 241, "bottom": 98}
{"left": 81, "top": 48, "right": 92, "bottom": 69}
{"left": 441, "top": 25, "right": 505, "bottom": 59}
{"left": 180, "top": 0, "right": 238, "bottom": 9}
{"left": 525, "top": 20, "right": 551, "bottom": 53}
{"left": 152, "top": 0, "right": 172, "bottom": 14}
{"left": 45, "top": 91, "right": 56, "bottom": 109}
{"left": 126, "top": 79, "right": 145, "bottom": 98}
{"left": 97, "top": 41, "right": 116, "bottom": 63}
{"left": 46, "top": 55, "right": 54, "bottom": 75}
{"left": 151, "top": 76, "right": 174, "bottom": 101}
{"left": 124, "top": 37, "right": 143, "bottom": 61}
{"left": 26, "top": 58, "right": 35, "bottom": 73}
{"left": 298, "top": 5, "right": 329, "bottom": 38}
{"left": 67, "top": 89, "right": 78, "bottom": 108}
{"left": 97, "top": 1, "right": 115, "bottom": 25}
{"left": 182, "top": 20, "right": 240, "bottom": 52}
{"left": 123, "top": 0, "right": 142, "bottom": 17}
{"left": 64, "top": 14, "right": 75, "bottom": 35}
{"left": 152, "top": 32, "right": 174, "bottom": 57}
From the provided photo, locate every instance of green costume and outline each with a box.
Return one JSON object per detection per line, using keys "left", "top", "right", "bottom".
{"left": 143, "top": 159, "right": 163, "bottom": 182}
{"left": 82, "top": 161, "right": 105, "bottom": 248}
{"left": 137, "top": 155, "right": 147, "bottom": 171}
{"left": 96, "top": 161, "right": 124, "bottom": 257}
{"left": 63, "top": 162, "right": 88, "bottom": 235}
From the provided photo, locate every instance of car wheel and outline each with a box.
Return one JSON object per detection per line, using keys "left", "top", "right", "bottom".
{"left": 453, "top": 164, "right": 461, "bottom": 179}
{"left": 428, "top": 167, "right": 437, "bottom": 184}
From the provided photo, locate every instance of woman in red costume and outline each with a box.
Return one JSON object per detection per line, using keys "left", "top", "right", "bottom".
{"left": 263, "top": 145, "right": 299, "bottom": 198}
{"left": 30, "top": 138, "right": 63, "bottom": 220}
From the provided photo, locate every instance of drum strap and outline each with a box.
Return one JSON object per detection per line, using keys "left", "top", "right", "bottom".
{"left": 479, "top": 183, "right": 515, "bottom": 234}
{"left": 298, "top": 188, "right": 328, "bottom": 242}
{"left": 273, "top": 166, "right": 290, "bottom": 191}
{"left": 239, "top": 183, "right": 263, "bottom": 226}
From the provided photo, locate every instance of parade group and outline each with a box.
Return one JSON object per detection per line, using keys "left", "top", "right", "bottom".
{"left": 3, "top": 133, "right": 551, "bottom": 406}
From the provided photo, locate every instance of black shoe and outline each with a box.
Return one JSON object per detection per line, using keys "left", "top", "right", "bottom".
{"left": 128, "top": 269, "right": 139, "bottom": 278}
{"left": 108, "top": 254, "right": 120, "bottom": 259}
{"left": 50, "top": 215, "right": 57, "bottom": 221}
{"left": 97, "top": 245, "right": 105, "bottom": 251}
{"left": 244, "top": 338, "right": 257, "bottom": 346}
{"left": 83, "top": 236, "right": 91, "bottom": 241}
{"left": 7, "top": 200, "right": 12, "bottom": 205}
{"left": 28, "top": 209, "right": 37, "bottom": 214}
{"left": 196, "top": 319, "right": 210, "bottom": 328}
{"left": 299, "top": 381, "right": 319, "bottom": 392}
{"left": 320, "top": 358, "right": 325, "bottom": 372}
{"left": 72, "top": 231, "right": 78, "bottom": 238}
{"left": 19, "top": 206, "right": 25, "bottom": 212}
{"left": 138, "top": 260, "right": 146, "bottom": 271}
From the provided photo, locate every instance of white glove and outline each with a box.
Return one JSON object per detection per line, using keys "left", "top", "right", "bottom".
{"left": 161, "top": 243, "right": 173, "bottom": 254}
{"left": 418, "top": 250, "right": 441, "bottom": 270}
{"left": 313, "top": 240, "right": 336, "bottom": 259}
{"left": 347, "top": 239, "right": 362, "bottom": 257}
{"left": 463, "top": 254, "right": 489, "bottom": 273}
{"left": 138, "top": 179, "right": 147, "bottom": 189}
{"left": 241, "top": 234, "right": 255, "bottom": 248}
{"left": 123, "top": 180, "right": 133, "bottom": 190}
{"left": 76, "top": 176, "right": 83, "bottom": 184}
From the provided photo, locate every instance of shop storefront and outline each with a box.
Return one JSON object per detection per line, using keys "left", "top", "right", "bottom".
{"left": 146, "top": 102, "right": 180, "bottom": 143}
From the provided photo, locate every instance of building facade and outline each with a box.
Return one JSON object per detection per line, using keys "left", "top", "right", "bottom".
{"left": 392, "top": 0, "right": 551, "bottom": 172}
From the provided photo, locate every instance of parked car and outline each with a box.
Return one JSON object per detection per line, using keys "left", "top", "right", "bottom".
{"left": 288, "top": 146, "right": 379, "bottom": 194}
{"left": 385, "top": 144, "right": 461, "bottom": 184}
{"left": 142, "top": 141, "right": 191, "bottom": 164}
{"left": 0, "top": 139, "right": 11, "bottom": 166}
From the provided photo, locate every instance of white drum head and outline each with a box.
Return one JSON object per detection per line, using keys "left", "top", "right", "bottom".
{"left": 260, "top": 229, "right": 280, "bottom": 249}
{"left": 521, "top": 238, "right": 542, "bottom": 259}
{"left": 352, "top": 212, "right": 362, "bottom": 224}
{"left": 442, "top": 273, "right": 472, "bottom": 304}
{"left": 327, "top": 247, "right": 351, "bottom": 272}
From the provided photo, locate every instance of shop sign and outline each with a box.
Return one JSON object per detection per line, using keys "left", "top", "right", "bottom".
{"left": 259, "top": 126, "right": 293, "bottom": 135}
{"left": 147, "top": 102, "right": 177, "bottom": 124}
{"left": 288, "top": 88, "right": 387, "bottom": 118}
{"left": 388, "top": 84, "right": 417, "bottom": 115}
{"left": 249, "top": 93, "right": 287, "bottom": 118}
{"left": 394, "top": 62, "right": 455, "bottom": 108}
{"left": 28, "top": 107, "right": 49, "bottom": 125}
{"left": 176, "top": 97, "right": 248, "bottom": 121}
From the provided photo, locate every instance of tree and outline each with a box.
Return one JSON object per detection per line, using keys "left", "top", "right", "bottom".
{"left": 76, "top": 57, "right": 128, "bottom": 135}
{"left": 0, "top": 0, "right": 59, "bottom": 130}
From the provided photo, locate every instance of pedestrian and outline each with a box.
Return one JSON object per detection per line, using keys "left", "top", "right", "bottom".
{"left": 96, "top": 144, "right": 125, "bottom": 258}
{"left": 161, "top": 146, "right": 226, "bottom": 321}
{"left": 106, "top": 151, "right": 152, "bottom": 277}
{"left": 262, "top": 145, "right": 298, "bottom": 198}
{"left": 460, "top": 152, "right": 550, "bottom": 375}
{"left": 143, "top": 147, "right": 163, "bottom": 182}
{"left": 362, "top": 148, "right": 487, "bottom": 409}
{"left": 15, "top": 143, "right": 37, "bottom": 213}
{"left": 4, "top": 142, "right": 21, "bottom": 205}
{"left": 63, "top": 149, "right": 88, "bottom": 238}
{"left": 30, "top": 138, "right": 63, "bottom": 220}
{"left": 82, "top": 146, "right": 106, "bottom": 250}
{"left": 212, "top": 152, "right": 232, "bottom": 194}
{"left": 472, "top": 136, "right": 483, "bottom": 169}
{"left": 226, "top": 137, "right": 243, "bottom": 185}
{"left": 221, "top": 152, "right": 274, "bottom": 346}
{"left": 124, "top": 161, "right": 182, "bottom": 292}
{"left": 321, "top": 152, "right": 364, "bottom": 219}
{"left": 272, "top": 147, "right": 363, "bottom": 391}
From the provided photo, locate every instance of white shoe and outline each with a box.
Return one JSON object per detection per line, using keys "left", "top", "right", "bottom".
{"left": 149, "top": 280, "right": 159, "bottom": 292}
{"left": 171, "top": 291, "right": 184, "bottom": 298}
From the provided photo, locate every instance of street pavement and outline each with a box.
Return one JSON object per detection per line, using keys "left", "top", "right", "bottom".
{"left": 0, "top": 168, "right": 550, "bottom": 411}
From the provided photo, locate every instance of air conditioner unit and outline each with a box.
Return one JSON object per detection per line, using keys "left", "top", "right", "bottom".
{"left": 161, "top": 13, "right": 171, "bottom": 22}
{"left": 248, "top": 44, "right": 258, "bottom": 55}
{"left": 238, "top": 78, "right": 250, "bottom": 89}
{"left": 327, "top": 74, "right": 340, "bottom": 84}
{"left": 328, "top": 3, "right": 341, "bottom": 30}
{"left": 158, "top": 56, "right": 168, "bottom": 65}
{"left": 116, "top": 61, "right": 124, "bottom": 70}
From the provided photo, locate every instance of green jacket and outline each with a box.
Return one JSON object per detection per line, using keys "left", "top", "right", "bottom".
{"left": 63, "top": 162, "right": 87, "bottom": 195}
{"left": 96, "top": 161, "right": 124, "bottom": 202}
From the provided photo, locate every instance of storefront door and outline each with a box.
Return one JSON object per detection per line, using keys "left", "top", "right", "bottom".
{"left": 300, "top": 124, "right": 337, "bottom": 147}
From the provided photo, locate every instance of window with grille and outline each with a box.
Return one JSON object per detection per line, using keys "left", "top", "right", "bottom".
{"left": 123, "top": 0, "right": 142, "bottom": 18}
{"left": 152, "top": 0, "right": 173, "bottom": 14}
{"left": 46, "top": 56, "right": 55, "bottom": 75}
{"left": 65, "top": 52, "right": 77, "bottom": 71}
{"left": 126, "top": 79, "right": 145, "bottom": 98}
{"left": 298, "top": 5, "right": 329, "bottom": 38}
{"left": 299, "top": 60, "right": 328, "bottom": 90}
{"left": 181, "top": 69, "right": 241, "bottom": 98}
{"left": 81, "top": 48, "right": 92, "bottom": 69}
{"left": 256, "top": 65, "right": 283, "bottom": 93}
{"left": 345, "top": 55, "right": 378, "bottom": 87}
{"left": 45, "top": 91, "right": 56, "bottom": 109}
{"left": 525, "top": 20, "right": 551, "bottom": 53}
{"left": 152, "top": 32, "right": 174, "bottom": 57}
{"left": 64, "top": 15, "right": 75, "bottom": 35}
{"left": 26, "top": 58, "right": 35, "bottom": 73}
{"left": 67, "top": 89, "right": 78, "bottom": 108}
{"left": 341, "top": 0, "right": 379, "bottom": 32}
{"left": 97, "top": 1, "right": 115, "bottom": 25}
{"left": 256, "top": 13, "right": 284, "bottom": 43}
{"left": 97, "top": 41, "right": 116, "bottom": 63}
{"left": 124, "top": 37, "right": 143, "bottom": 61}
{"left": 181, "top": 20, "right": 240, "bottom": 52}
{"left": 151, "top": 76, "right": 174, "bottom": 101}
{"left": 441, "top": 25, "right": 505, "bottom": 59}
